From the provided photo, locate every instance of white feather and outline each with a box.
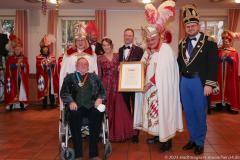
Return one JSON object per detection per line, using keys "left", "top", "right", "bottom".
{"left": 45, "top": 34, "right": 56, "bottom": 44}
{"left": 158, "top": 0, "right": 175, "bottom": 10}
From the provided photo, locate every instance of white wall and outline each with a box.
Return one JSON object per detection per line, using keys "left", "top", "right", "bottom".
{"left": 233, "top": 15, "right": 240, "bottom": 76}
{"left": 0, "top": 9, "right": 15, "bottom": 16}
{"left": 106, "top": 9, "right": 180, "bottom": 54}
{"left": 2, "top": 8, "right": 237, "bottom": 74}
{"left": 58, "top": 9, "right": 94, "bottom": 17}
{"left": 106, "top": 10, "right": 146, "bottom": 52}
{"left": 198, "top": 9, "right": 227, "bottom": 16}
{"left": 28, "top": 9, "right": 48, "bottom": 73}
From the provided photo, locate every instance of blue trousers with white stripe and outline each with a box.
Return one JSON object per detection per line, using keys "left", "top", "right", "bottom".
{"left": 180, "top": 76, "right": 207, "bottom": 146}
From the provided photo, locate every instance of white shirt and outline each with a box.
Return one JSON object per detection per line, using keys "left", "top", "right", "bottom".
{"left": 190, "top": 32, "right": 201, "bottom": 48}
{"left": 91, "top": 44, "right": 96, "bottom": 53}
{"left": 123, "top": 43, "right": 133, "bottom": 60}
{"left": 185, "top": 32, "right": 201, "bottom": 59}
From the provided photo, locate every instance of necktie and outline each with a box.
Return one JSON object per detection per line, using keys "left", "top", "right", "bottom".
{"left": 187, "top": 37, "right": 196, "bottom": 56}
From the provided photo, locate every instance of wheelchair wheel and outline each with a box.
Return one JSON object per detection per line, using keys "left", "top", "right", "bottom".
{"left": 60, "top": 148, "right": 75, "bottom": 160}
{"left": 103, "top": 140, "right": 112, "bottom": 160}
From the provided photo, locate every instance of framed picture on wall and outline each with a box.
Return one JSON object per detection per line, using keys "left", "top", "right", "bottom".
{"left": 133, "top": 29, "right": 145, "bottom": 48}
{"left": 118, "top": 61, "right": 144, "bottom": 92}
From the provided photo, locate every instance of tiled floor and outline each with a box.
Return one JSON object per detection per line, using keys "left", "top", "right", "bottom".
{"left": 0, "top": 105, "right": 240, "bottom": 160}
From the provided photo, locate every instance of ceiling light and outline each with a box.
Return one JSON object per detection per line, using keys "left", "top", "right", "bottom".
{"left": 142, "top": 0, "right": 152, "bottom": 4}
{"left": 235, "top": 0, "right": 240, "bottom": 3}
{"left": 49, "top": 0, "right": 57, "bottom": 4}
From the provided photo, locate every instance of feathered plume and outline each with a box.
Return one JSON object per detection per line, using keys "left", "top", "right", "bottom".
{"left": 5, "top": 34, "right": 23, "bottom": 55}
{"left": 40, "top": 34, "right": 56, "bottom": 48}
{"left": 145, "top": 0, "right": 175, "bottom": 33}
{"left": 86, "top": 21, "right": 99, "bottom": 37}
{"left": 145, "top": 4, "right": 158, "bottom": 24}
{"left": 44, "top": 34, "right": 56, "bottom": 46}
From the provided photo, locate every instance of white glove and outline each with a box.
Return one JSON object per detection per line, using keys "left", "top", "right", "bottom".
{"left": 97, "top": 104, "right": 106, "bottom": 112}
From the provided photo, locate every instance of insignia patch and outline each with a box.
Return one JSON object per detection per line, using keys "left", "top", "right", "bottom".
{"left": 6, "top": 78, "right": 11, "bottom": 94}
{"left": 38, "top": 75, "right": 45, "bottom": 91}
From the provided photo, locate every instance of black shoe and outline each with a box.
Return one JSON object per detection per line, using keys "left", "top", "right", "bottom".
{"left": 20, "top": 102, "right": 26, "bottom": 111}
{"left": 20, "top": 107, "right": 27, "bottom": 112}
{"left": 160, "top": 139, "right": 172, "bottom": 152}
{"left": 42, "top": 105, "right": 47, "bottom": 109}
{"left": 50, "top": 103, "right": 56, "bottom": 108}
{"left": 42, "top": 97, "right": 48, "bottom": 109}
{"left": 146, "top": 136, "right": 159, "bottom": 144}
{"left": 194, "top": 145, "right": 204, "bottom": 155}
{"left": 214, "top": 103, "right": 223, "bottom": 111}
{"left": 182, "top": 141, "right": 196, "bottom": 150}
{"left": 131, "top": 135, "right": 139, "bottom": 144}
{"left": 228, "top": 109, "right": 239, "bottom": 114}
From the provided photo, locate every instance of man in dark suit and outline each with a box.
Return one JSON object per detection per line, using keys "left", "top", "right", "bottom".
{"left": 86, "top": 22, "right": 104, "bottom": 55}
{"left": 60, "top": 57, "right": 106, "bottom": 160}
{"left": 178, "top": 5, "right": 218, "bottom": 155}
{"left": 118, "top": 28, "right": 144, "bottom": 143}
{"left": 0, "top": 33, "right": 9, "bottom": 102}
{"left": 88, "top": 31, "right": 104, "bottom": 55}
{"left": 0, "top": 33, "right": 9, "bottom": 69}
{"left": 0, "top": 33, "right": 9, "bottom": 57}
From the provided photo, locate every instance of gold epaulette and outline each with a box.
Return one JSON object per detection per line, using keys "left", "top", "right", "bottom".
{"left": 179, "top": 38, "right": 187, "bottom": 48}
{"left": 179, "top": 38, "right": 183, "bottom": 45}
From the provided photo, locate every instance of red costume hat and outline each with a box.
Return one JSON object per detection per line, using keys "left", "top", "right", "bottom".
{"left": 39, "top": 34, "right": 56, "bottom": 48}
{"left": 86, "top": 21, "right": 99, "bottom": 38}
{"left": 9, "top": 34, "right": 23, "bottom": 48}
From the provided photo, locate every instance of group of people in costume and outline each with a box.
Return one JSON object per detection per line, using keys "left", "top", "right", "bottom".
{"left": 4, "top": 34, "right": 59, "bottom": 111}
{"left": 3, "top": 0, "right": 239, "bottom": 159}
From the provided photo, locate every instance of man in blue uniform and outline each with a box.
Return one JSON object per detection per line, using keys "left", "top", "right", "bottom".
{"left": 178, "top": 5, "right": 218, "bottom": 155}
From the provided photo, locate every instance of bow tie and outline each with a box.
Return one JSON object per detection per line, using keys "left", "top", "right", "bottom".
{"left": 123, "top": 46, "right": 131, "bottom": 50}
{"left": 189, "top": 37, "right": 197, "bottom": 41}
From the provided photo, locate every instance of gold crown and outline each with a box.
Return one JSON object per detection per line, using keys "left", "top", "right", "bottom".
{"left": 74, "top": 22, "right": 87, "bottom": 40}
{"left": 142, "top": 25, "right": 159, "bottom": 39}
{"left": 182, "top": 4, "right": 200, "bottom": 24}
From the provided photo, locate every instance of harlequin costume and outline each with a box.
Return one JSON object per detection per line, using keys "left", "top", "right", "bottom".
{"left": 4, "top": 34, "right": 29, "bottom": 111}
{"left": 36, "top": 34, "right": 58, "bottom": 108}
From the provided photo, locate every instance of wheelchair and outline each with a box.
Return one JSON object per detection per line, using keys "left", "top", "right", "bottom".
{"left": 59, "top": 104, "right": 112, "bottom": 160}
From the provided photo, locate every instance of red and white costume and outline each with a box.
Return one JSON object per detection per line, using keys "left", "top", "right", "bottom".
{"left": 4, "top": 35, "right": 29, "bottom": 107}
{"left": 36, "top": 54, "right": 58, "bottom": 100}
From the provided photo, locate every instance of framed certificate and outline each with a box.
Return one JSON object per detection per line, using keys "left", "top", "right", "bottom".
{"left": 118, "top": 61, "right": 144, "bottom": 92}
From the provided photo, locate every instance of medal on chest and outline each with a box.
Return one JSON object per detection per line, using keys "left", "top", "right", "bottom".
{"left": 79, "top": 82, "right": 84, "bottom": 87}
{"left": 76, "top": 72, "right": 88, "bottom": 88}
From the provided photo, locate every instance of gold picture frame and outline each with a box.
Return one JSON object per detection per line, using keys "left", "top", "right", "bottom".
{"left": 118, "top": 61, "right": 144, "bottom": 92}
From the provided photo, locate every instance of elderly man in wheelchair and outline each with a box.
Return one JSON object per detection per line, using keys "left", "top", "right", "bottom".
{"left": 60, "top": 57, "right": 106, "bottom": 160}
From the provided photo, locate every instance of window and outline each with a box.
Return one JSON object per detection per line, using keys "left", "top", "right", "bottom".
{"left": 200, "top": 17, "right": 227, "bottom": 47}
{"left": 58, "top": 17, "right": 94, "bottom": 56}
{"left": 0, "top": 17, "right": 15, "bottom": 37}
